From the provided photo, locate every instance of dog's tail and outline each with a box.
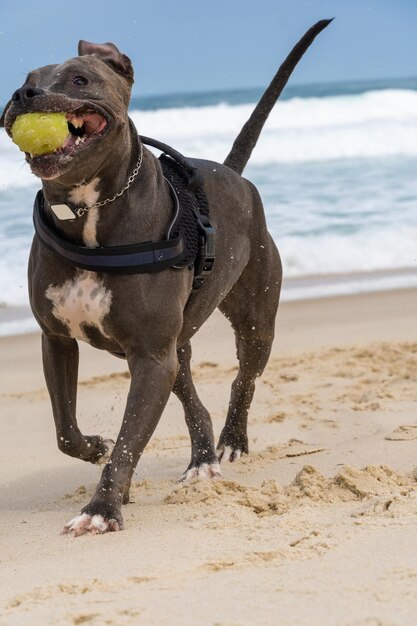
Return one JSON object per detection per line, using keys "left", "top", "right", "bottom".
{"left": 223, "top": 19, "right": 333, "bottom": 175}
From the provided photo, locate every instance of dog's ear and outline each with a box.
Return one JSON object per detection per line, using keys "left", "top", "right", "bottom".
{"left": 0, "top": 100, "right": 12, "bottom": 128}
{"left": 78, "top": 40, "right": 134, "bottom": 85}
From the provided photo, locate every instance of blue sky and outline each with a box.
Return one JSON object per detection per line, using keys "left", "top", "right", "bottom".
{"left": 1, "top": 0, "right": 417, "bottom": 104}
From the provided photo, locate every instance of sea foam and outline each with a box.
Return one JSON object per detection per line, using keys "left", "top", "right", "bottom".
{"left": 130, "top": 89, "right": 417, "bottom": 164}
{"left": 2, "top": 88, "right": 417, "bottom": 191}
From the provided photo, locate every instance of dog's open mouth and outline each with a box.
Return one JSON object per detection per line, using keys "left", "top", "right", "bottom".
{"left": 64, "top": 111, "right": 107, "bottom": 151}
{"left": 7, "top": 103, "right": 112, "bottom": 179}
{"left": 26, "top": 108, "right": 109, "bottom": 161}
{"left": 13, "top": 106, "right": 112, "bottom": 179}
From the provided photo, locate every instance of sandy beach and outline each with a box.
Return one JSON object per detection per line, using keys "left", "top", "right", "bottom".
{"left": 1, "top": 287, "right": 416, "bottom": 626}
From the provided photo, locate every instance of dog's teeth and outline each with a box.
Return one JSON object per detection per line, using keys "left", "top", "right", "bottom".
{"left": 69, "top": 117, "right": 84, "bottom": 128}
{"left": 75, "top": 136, "right": 81, "bottom": 146}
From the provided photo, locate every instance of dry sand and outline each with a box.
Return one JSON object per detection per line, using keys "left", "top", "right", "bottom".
{"left": 0, "top": 288, "right": 416, "bottom": 626}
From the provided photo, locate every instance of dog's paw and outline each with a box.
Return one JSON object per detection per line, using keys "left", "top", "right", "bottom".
{"left": 216, "top": 445, "right": 243, "bottom": 463}
{"left": 216, "top": 429, "right": 248, "bottom": 463}
{"left": 180, "top": 461, "right": 222, "bottom": 482}
{"left": 62, "top": 512, "right": 122, "bottom": 537}
{"left": 96, "top": 438, "right": 115, "bottom": 465}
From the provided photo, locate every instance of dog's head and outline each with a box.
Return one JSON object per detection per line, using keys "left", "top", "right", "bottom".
{"left": 1, "top": 41, "right": 134, "bottom": 181}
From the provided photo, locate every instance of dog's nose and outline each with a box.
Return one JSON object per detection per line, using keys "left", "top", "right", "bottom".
{"left": 11, "top": 86, "right": 45, "bottom": 103}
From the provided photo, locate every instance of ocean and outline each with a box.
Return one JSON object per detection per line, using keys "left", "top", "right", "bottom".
{"left": 1, "top": 78, "right": 417, "bottom": 336}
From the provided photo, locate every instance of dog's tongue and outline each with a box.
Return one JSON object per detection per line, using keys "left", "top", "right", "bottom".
{"left": 83, "top": 112, "right": 106, "bottom": 135}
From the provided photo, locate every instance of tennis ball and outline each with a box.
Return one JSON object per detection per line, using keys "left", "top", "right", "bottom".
{"left": 11, "top": 112, "right": 69, "bottom": 156}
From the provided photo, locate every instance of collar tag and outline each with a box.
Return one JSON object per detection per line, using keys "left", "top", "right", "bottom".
{"left": 50, "top": 203, "right": 77, "bottom": 221}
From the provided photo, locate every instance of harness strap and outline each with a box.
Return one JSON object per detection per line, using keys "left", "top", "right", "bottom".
{"left": 33, "top": 185, "right": 185, "bottom": 274}
{"left": 139, "top": 135, "right": 204, "bottom": 193}
{"left": 32, "top": 136, "right": 215, "bottom": 284}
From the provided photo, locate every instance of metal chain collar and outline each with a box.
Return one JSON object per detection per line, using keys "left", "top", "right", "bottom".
{"left": 74, "top": 143, "right": 143, "bottom": 218}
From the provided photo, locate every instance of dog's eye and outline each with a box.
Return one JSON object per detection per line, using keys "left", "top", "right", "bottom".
{"left": 73, "top": 76, "right": 88, "bottom": 86}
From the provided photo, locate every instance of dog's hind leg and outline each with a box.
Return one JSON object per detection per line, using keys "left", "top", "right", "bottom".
{"left": 217, "top": 234, "right": 282, "bottom": 462}
{"left": 173, "top": 341, "right": 221, "bottom": 480}
{"left": 42, "top": 334, "right": 113, "bottom": 464}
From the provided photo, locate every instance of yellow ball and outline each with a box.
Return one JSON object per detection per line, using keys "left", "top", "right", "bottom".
{"left": 11, "top": 112, "right": 69, "bottom": 156}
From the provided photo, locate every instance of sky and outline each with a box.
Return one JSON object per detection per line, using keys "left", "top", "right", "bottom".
{"left": 1, "top": 0, "right": 417, "bottom": 105}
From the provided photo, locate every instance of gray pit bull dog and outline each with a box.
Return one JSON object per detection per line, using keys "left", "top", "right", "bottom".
{"left": 1, "top": 20, "right": 331, "bottom": 536}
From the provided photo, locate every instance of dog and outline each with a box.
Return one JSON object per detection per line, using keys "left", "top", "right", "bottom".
{"left": 1, "top": 20, "right": 331, "bottom": 536}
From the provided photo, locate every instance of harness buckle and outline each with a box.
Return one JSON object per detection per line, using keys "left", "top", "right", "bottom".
{"left": 192, "top": 213, "right": 215, "bottom": 291}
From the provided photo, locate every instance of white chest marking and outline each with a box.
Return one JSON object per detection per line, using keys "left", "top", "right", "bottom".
{"left": 45, "top": 271, "right": 112, "bottom": 342}
{"left": 82, "top": 208, "right": 99, "bottom": 248}
{"left": 69, "top": 177, "right": 100, "bottom": 248}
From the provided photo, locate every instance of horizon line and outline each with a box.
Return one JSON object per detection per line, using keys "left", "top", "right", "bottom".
{"left": 132, "top": 74, "right": 417, "bottom": 102}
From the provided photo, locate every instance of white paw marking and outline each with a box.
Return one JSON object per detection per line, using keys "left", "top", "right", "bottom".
{"left": 216, "top": 446, "right": 242, "bottom": 463}
{"left": 46, "top": 270, "right": 112, "bottom": 341}
{"left": 62, "top": 512, "right": 120, "bottom": 537}
{"left": 181, "top": 461, "right": 222, "bottom": 482}
{"left": 96, "top": 439, "right": 115, "bottom": 465}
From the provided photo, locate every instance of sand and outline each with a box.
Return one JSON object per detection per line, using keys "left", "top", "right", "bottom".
{"left": 0, "top": 287, "right": 417, "bottom": 626}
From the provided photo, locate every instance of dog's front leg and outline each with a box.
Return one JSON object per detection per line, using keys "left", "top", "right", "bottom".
{"left": 62, "top": 345, "right": 178, "bottom": 536}
{"left": 42, "top": 334, "right": 111, "bottom": 463}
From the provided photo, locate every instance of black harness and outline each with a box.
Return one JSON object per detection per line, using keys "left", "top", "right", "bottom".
{"left": 33, "top": 136, "right": 215, "bottom": 291}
